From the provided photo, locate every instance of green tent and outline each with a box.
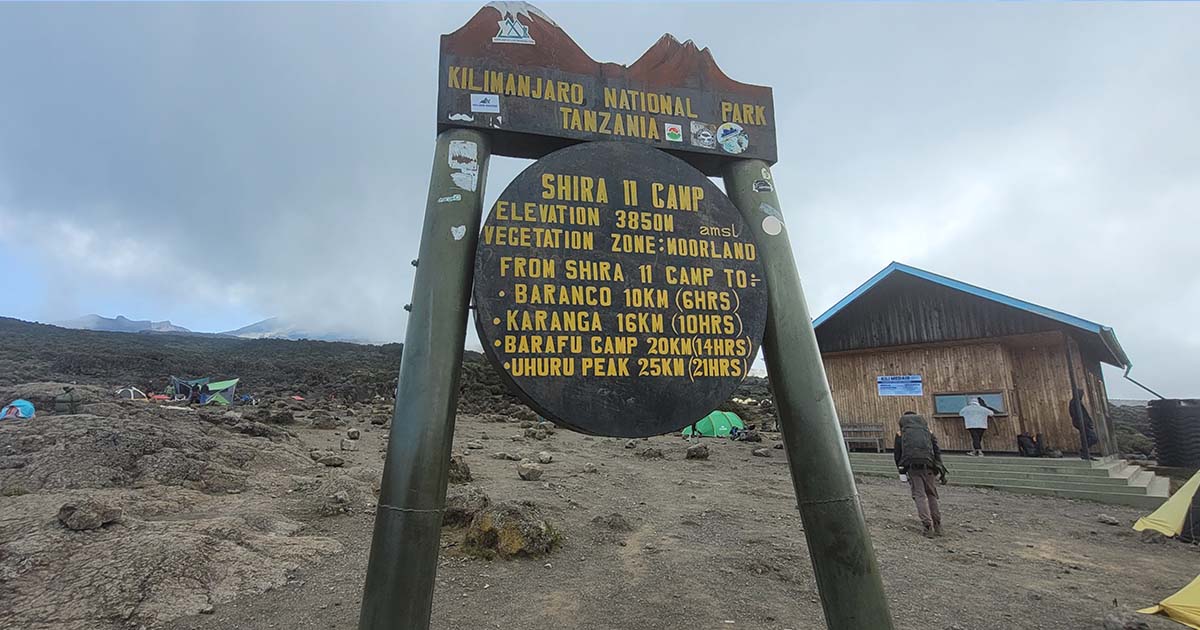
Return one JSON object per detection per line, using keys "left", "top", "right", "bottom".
{"left": 201, "top": 379, "right": 239, "bottom": 406}
{"left": 681, "top": 410, "right": 745, "bottom": 438}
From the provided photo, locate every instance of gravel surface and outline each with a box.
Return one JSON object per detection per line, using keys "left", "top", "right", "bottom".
{"left": 164, "top": 413, "right": 1198, "bottom": 630}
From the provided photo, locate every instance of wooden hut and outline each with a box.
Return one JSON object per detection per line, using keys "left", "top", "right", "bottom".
{"left": 813, "top": 262, "right": 1130, "bottom": 455}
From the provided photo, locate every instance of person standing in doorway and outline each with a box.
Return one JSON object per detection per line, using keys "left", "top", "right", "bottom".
{"left": 894, "top": 411, "right": 947, "bottom": 538}
{"left": 1069, "top": 389, "right": 1099, "bottom": 461}
{"left": 959, "top": 397, "right": 995, "bottom": 456}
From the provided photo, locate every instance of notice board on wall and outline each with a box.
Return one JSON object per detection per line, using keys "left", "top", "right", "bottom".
{"left": 877, "top": 375, "right": 923, "bottom": 397}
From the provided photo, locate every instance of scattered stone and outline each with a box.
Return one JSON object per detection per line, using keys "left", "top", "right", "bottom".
{"left": 535, "top": 421, "right": 556, "bottom": 434}
{"left": 751, "top": 448, "right": 771, "bottom": 457}
{"left": 346, "top": 427, "right": 361, "bottom": 440}
{"left": 773, "top": 442, "right": 784, "bottom": 450}
{"left": 443, "top": 485, "right": 491, "bottom": 527}
{"left": 318, "top": 454, "right": 345, "bottom": 467}
{"left": 582, "top": 462, "right": 598, "bottom": 473}
{"left": 640, "top": 447, "right": 664, "bottom": 459}
{"left": 1138, "top": 530, "right": 1169, "bottom": 544}
{"left": 736, "top": 430, "right": 763, "bottom": 442}
{"left": 466, "top": 440, "right": 485, "bottom": 450}
{"left": 1097, "top": 514, "right": 1120, "bottom": 526}
{"left": 592, "top": 512, "right": 634, "bottom": 532}
{"left": 519, "top": 420, "right": 535, "bottom": 429}
{"left": 369, "top": 416, "right": 387, "bottom": 425}
{"left": 309, "top": 412, "right": 343, "bottom": 430}
{"left": 625, "top": 440, "right": 637, "bottom": 449}
{"left": 685, "top": 444, "right": 710, "bottom": 460}
{"left": 524, "top": 428, "right": 548, "bottom": 440}
{"left": 265, "top": 409, "right": 295, "bottom": 424}
{"left": 1102, "top": 612, "right": 1151, "bottom": 630}
{"left": 489, "top": 452, "right": 512, "bottom": 460}
{"left": 309, "top": 449, "right": 334, "bottom": 462}
{"left": 518, "top": 460, "right": 545, "bottom": 481}
{"left": 505, "top": 452, "right": 523, "bottom": 461}
{"left": 536, "top": 451, "right": 553, "bottom": 464}
{"left": 340, "top": 439, "right": 359, "bottom": 452}
{"left": 463, "top": 501, "right": 560, "bottom": 559}
{"left": 331, "top": 490, "right": 350, "bottom": 505}
{"left": 448, "top": 455, "right": 472, "bottom": 484}
{"left": 57, "top": 498, "right": 122, "bottom": 531}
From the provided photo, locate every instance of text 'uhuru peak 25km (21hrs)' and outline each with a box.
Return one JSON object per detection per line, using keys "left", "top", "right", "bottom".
{"left": 473, "top": 142, "right": 767, "bottom": 438}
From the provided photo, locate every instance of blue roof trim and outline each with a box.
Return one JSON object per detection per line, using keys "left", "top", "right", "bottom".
{"left": 814, "top": 262, "right": 1104, "bottom": 334}
{"left": 813, "top": 262, "right": 1129, "bottom": 368}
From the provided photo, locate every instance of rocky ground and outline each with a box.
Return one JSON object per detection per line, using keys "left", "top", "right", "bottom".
{"left": 4, "top": 383, "right": 1193, "bottom": 630}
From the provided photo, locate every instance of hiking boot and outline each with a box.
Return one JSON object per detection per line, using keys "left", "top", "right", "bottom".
{"left": 922, "top": 525, "right": 936, "bottom": 539}
{"left": 934, "top": 524, "right": 944, "bottom": 537}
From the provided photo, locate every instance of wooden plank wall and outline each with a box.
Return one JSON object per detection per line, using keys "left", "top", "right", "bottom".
{"left": 1007, "top": 333, "right": 1082, "bottom": 452}
{"left": 822, "top": 342, "right": 1021, "bottom": 452}
{"left": 816, "top": 275, "right": 1061, "bottom": 353}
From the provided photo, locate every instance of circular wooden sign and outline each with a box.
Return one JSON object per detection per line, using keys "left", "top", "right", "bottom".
{"left": 473, "top": 142, "right": 767, "bottom": 437}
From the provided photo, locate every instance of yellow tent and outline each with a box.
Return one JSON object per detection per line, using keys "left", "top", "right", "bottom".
{"left": 1140, "top": 573, "right": 1200, "bottom": 629}
{"left": 1134, "top": 470, "right": 1200, "bottom": 540}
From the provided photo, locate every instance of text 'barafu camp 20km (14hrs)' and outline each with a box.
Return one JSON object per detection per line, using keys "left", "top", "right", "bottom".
{"left": 472, "top": 142, "right": 768, "bottom": 438}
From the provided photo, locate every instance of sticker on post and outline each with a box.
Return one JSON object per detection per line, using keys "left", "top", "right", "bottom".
{"left": 471, "top": 94, "right": 501, "bottom": 114}
{"left": 438, "top": 193, "right": 463, "bottom": 204}
{"left": 448, "top": 140, "right": 479, "bottom": 192}
{"left": 762, "top": 216, "right": 783, "bottom": 236}
{"left": 761, "top": 167, "right": 772, "bottom": 181}
{"left": 493, "top": 10, "right": 535, "bottom": 44}
{"left": 450, "top": 225, "right": 467, "bottom": 241}
{"left": 717, "top": 123, "right": 749, "bottom": 154}
{"left": 759, "top": 202, "right": 783, "bottom": 219}
{"left": 664, "top": 123, "right": 683, "bottom": 142}
{"left": 752, "top": 179, "right": 773, "bottom": 193}
{"left": 690, "top": 121, "right": 716, "bottom": 149}
{"left": 448, "top": 113, "right": 474, "bottom": 122}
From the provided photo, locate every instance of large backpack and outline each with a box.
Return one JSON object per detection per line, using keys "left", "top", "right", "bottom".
{"left": 54, "top": 389, "right": 82, "bottom": 414}
{"left": 899, "top": 416, "right": 936, "bottom": 468}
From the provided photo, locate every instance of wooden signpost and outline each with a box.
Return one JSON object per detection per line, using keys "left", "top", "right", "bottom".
{"left": 359, "top": 3, "right": 894, "bottom": 629}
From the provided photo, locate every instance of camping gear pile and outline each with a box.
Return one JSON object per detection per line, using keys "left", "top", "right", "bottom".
{"left": 168, "top": 376, "right": 240, "bottom": 406}
{"left": 1, "top": 399, "right": 35, "bottom": 421}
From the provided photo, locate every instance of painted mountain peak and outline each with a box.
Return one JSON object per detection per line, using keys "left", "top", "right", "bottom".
{"left": 448, "top": 2, "right": 766, "bottom": 94}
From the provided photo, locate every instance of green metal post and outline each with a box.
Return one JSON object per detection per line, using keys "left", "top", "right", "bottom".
{"left": 358, "top": 128, "right": 491, "bottom": 630}
{"left": 723, "top": 160, "right": 895, "bottom": 630}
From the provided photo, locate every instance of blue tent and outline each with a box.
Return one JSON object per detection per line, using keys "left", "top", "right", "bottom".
{"left": 1, "top": 399, "right": 36, "bottom": 420}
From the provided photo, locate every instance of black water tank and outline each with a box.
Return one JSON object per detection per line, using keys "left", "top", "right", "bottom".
{"left": 1147, "top": 399, "right": 1200, "bottom": 468}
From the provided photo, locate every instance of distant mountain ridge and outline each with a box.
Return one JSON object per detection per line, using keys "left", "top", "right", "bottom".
{"left": 53, "top": 314, "right": 367, "bottom": 343}
{"left": 54, "top": 314, "right": 192, "bottom": 335}
{"left": 219, "top": 317, "right": 366, "bottom": 343}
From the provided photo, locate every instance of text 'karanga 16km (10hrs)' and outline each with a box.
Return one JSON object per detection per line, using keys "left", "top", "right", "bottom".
{"left": 473, "top": 141, "right": 767, "bottom": 438}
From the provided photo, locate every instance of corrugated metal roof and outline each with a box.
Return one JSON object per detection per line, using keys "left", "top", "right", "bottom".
{"left": 812, "top": 262, "right": 1130, "bottom": 368}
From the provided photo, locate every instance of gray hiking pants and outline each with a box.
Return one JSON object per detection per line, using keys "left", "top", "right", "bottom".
{"left": 908, "top": 468, "right": 941, "bottom": 528}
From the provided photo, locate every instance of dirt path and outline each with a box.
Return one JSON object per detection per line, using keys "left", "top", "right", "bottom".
{"left": 168, "top": 414, "right": 1198, "bottom": 630}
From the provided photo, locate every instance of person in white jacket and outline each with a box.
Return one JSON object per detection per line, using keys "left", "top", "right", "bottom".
{"left": 959, "top": 398, "right": 994, "bottom": 456}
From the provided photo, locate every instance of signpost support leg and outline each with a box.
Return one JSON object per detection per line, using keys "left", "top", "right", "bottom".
{"left": 357, "top": 128, "right": 491, "bottom": 630}
{"left": 723, "top": 160, "right": 895, "bottom": 630}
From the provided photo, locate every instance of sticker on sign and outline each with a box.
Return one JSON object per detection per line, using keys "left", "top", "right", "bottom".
{"left": 470, "top": 94, "right": 501, "bottom": 114}
{"left": 664, "top": 123, "right": 683, "bottom": 142}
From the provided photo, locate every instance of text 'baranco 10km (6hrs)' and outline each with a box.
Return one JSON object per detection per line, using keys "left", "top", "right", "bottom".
{"left": 473, "top": 142, "right": 768, "bottom": 438}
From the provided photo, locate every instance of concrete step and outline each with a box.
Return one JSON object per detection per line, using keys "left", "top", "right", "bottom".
{"left": 849, "top": 452, "right": 1102, "bottom": 468}
{"left": 853, "top": 469, "right": 1165, "bottom": 509}
{"left": 850, "top": 465, "right": 1135, "bottom": 487}
{"left": 848, "top": 456, "right": 1114, "bottom": 477}
{"left": 853, "top": 468, "right": 1151, "bottom": 495}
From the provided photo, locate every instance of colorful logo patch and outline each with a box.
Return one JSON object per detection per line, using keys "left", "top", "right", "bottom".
{"left": 717, "top": 122, "right": 749, "bottom": 154}
{"left": 664, "top": 123, "right": 683, "bottom": 142}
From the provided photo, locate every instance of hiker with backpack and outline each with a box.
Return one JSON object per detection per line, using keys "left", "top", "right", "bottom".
{"left": 894, "top": 411, "right": 947, "bottom": 538}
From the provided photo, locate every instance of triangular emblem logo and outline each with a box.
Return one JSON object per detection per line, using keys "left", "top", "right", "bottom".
{"left": 493, "top": 15, "right": 535, "bottom": 45}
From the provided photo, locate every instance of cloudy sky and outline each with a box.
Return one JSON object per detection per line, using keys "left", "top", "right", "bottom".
{"left": 1, "top": 2, "right": 1197, "bottom": 398}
